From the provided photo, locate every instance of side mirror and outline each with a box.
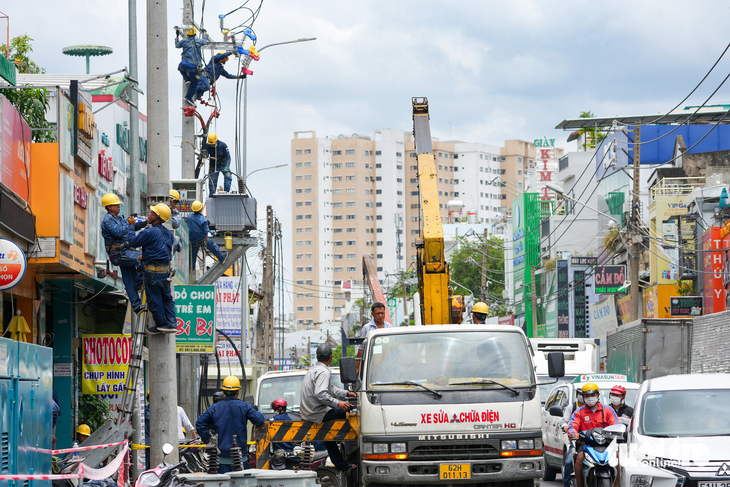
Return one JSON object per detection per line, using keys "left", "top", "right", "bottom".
{"left": 340, "top": 357, "right": 357, "bottom": 383}
{"left": 162, "top": 442, "right": 174, "bottom": 456}
{"left": 547, "top": 352, "right": 565, "bottom": 378}
{"left": 244, "top": 394, "right": 254, "bottom": 405}
{"left": 549, "top": 406, "right": 563, "bottom": 418}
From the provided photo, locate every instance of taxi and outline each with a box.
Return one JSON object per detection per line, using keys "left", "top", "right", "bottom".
{"left": 540, "top": 373, "right": 639, "bottom": 481}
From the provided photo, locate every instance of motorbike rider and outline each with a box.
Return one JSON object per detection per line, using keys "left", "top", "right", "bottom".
{"left": 196, "top": 376, "right": 265, "bottom": 471}
{"left": 269, "top": 399, "right": 296, "bottom": 453}
{"left": 560, "top": 390, "right": 585, "bottom": 487}
{"left": 609, "top": 385, "right": 633, "bottom": 422}
{"left": 569, "top": 383, "right": 619, "bottom": 487}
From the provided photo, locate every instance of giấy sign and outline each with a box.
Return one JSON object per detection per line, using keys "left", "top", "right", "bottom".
{"left": 81, "top": 334, "right": 132, "bottom": 394}
{"left": 174, "top": 285, "right": 215, "bottom": 353}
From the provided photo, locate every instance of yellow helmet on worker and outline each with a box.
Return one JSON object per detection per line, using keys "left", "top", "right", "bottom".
{"left": 76, "top": 424, "right": 91, "bottom": 436}
{"left": 150, "top": 203, "right": 171, "bottom": 222}
{"left": 208, "top": 132, "right": 218, "bottom": 144}
{"left": 221, "top": 375, "right": 241, "bottom": 391}
{"left": 191, "top": 200, "right": 204, "bottom": 213}
{"left": 101, "top": 193, "right": 121, "bottom": 207}
{"left": 472, "top": 302, "right": 489, "bottom": 315}
{"left": 169, "top": 189, "right": 180, "bottom": 201}
{"left": 186, "top": 26, "right": 197, "bottom": 36}
{"left": 582, "top": 382, "right": 600, "bottom": 394}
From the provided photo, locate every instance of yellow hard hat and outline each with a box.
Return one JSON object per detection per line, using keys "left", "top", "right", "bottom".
{"left": 150, "top": 203, "right": 171, "bottom": 222}
{"left": 169, "top": 189, "right": 180, "bottom": 201}
{"left": 208, "top": 132, "right": 218, "bottom": 144}
{"left": 473, "top": 302, "right": 489, "bottom": 315}
{"left": 582, "top": 382, "right": 600, "bottom": 394}
{"left": 102, "top": 193, "right": 122, "bottom": 207}
{"left": 191, "top": 200, "right": 204, "bottom": 213}
{"left": 187, "top": 26, "right": 197, "bottom": 36}
{"left": 77, "top": 424, "right": 91, "bottom": 436}
{"left": 221, "top": 375, "right": 241, "bottom": 391}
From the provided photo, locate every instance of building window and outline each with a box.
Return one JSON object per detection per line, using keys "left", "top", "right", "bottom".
{"left": 518, "top": 182, "right": 523, "bottom": 188}
{"left": 333, "top": 150, "right": 342, "bottom": 155}
{"left": 376, "top": 202, "right": 382, "bottom": 207}
{"left": 345, "top": 149, "right": 355, "bottom": 154}
{"left": 376, "top": 215, "right": 382, "bottom": 220}
{"left": 296, "top": 254, "right": 303, "bottom": 259}
{"left": 397, "top": 190, "right": 403, "bottom": 195}
{"left": 304, "top": 188, "right": 312, "bottom": 193}
{"left": 396, "top": 165, "right": 402, "bottom": 170}
{"left": 346, "top": 162, "right": 355, "bottom": 168}
{"left": 333, "top": 176, "right": 342, "bottom": 182}
{"left": 304, "top": 201, "right": 312, "bottom": 207}
{"left": 346, "top": 175, "right": 355, "bottom": 181}
{"left": 296, "top": 215, "right": 303, "bottom": 220}
{"left": 410, "top": 178, "right": 418, "bottom": 183}
{"left": 377, "top": 241, "right": 383, "bottom": 246}
{"left": 518, "top": 156, "right": 523, "bottom": 163}
{"left": 296, "top": 228, "right": 303, "bottom": 233}
{"left": 334, "top": 241, "right": 343, "bottom": 246}
{"left": 305, "top": 253, "right": 312, "bottom": 258}
{"left": 306, "top": 293, "right": 313, "bottom": 298}
{"left": 305, "top": 227, "right": 312, "bottom": 233}
{"left": 305, "top": 214, "right": 312, "bottom": 220}
{"left": 347, "top": 227, "right": 356, "bottom": 233}
{"left": 333, "top": 163, "right": 342, "bottom": 168}
{"left": 295, "top": 162, "right": 302, "bottom": 168}
{"left": 347, "top": 215, "right": 356, "bottom": 220}
{"left": 376, "top": 163, "right": 382, "bottom": 168}
{"left": 347, "top": 253, "right": 356, "bottom": 258}
{"left": 306, "top": 280, "right": 313, "bottom": 285}
{"left": 333, "top": 189, "right": 342, "bottom": 195}
{"left": 306, "top": 306, "right": 313, "bottom": 311}
{"left": 304, "top": 162, "right": 311, "bottom": 167}
{"left": 346, "top": 188, "right": 355, "bottom": 194}
{"left": 295, "top": 175, "right": 303, "bottom": 181}
{"left": 305, "top": 240, "right": 312, "bottom": 245}
{"left": 296, "top": 149, "right": 302, "bottom": 155}
{"left": 347, "top": 240, "right": 356, "bottom": 245}
{"left": 396, "top": 152, "right": 402, "bottom": 157}
{"left": 296, "top": 240, "right": 303, "bottom": 246}
{"left": 376, "top": 189, "right": 382, "bottom": 194}
{"left": 304, "top": 175, "right": 312, "bottom": 180}
{"left": 334, "top": 215, "right": 343, "bottom": 220}
{"left": 296, "top": 189, "right": 302, "bottom": 194}
{"left": 297, "top": 306, "right": 304, "bottom": 312}
{"left": 296, "top": 201, "right": 303, "bottom": 207}
{"left": 333, "top": 202, "right": 342, "bottom": 207}
{"left": 376, "top": 151, "right": 382, "bottom": 155}
{"left": 410, "top": 191, "right": 419, "bottom": 196}
{"left": 304, "top": 149, "right": 311, "bottom": 154}
{"left": 334, "top": 254, "right": 343, "bottom": 259}
{"left": 305, "top": 266, "right": 313, "bottom": 272}
{"left": 518, "top": 169, "right": 522, "bottom": 175}
{"left": 376, "top": 176, "right": 382, "bottom": 181}
{"left": 334, "top": 228, "right": 343, "bottom": 233}
{"left": 411, "top": 217, "right": 420, "bottom": 222}
{"left": 347, "top": 267, "right": 356, "bottom": 272}
{"left": 376, "top": 228, "right": 383, "bottom": 233}
{"left": 334, "top": 267, "right": 343, "bottom": 273}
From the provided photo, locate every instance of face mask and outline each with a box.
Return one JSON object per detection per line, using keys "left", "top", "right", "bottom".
{"left": 610, "top": 396, "right": 622, "bottom": 406}
{"left": 584, "top": 396, "right": 598, "bottom": 407}
{"left": 576, "top": 395, "right": 583, "bottom": 404}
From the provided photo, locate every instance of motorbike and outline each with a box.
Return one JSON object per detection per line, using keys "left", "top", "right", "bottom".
{"left": 571, "top": 424, "right": 626, "bottom": 487}
{"left": 135, "top": 443, "right": 196, "bottom": 487}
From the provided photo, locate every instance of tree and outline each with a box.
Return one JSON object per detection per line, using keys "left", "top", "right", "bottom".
{"left": 578, "top": 110, "right": 607, "bottom": 150}
{"left": 330, "top": 345, "right": 355, "bottom": 368}
{"left": 448, "top": 236, "right": 512, "bottom": 317}
{"left": 1, "top": 35, "right": 55, "bottom": 142}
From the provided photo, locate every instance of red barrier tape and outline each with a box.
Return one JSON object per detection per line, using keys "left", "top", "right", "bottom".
{"left": 51, "top": 439, "right": 128, "bottom": 455}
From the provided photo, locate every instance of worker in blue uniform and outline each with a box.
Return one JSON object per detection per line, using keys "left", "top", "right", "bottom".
{"left": 175, "top": 26, "right": 210, "bottom": 105}
{"left": 203, "top": 133, "right": 232, "bottom": 194}
{"left": 194, "top": 51, "right": 245, "bottom": 100}
{"left": 269, "top": 399, "right": 295, "bottom": 453}
{"left": 188, "top": 200, "right": 226, "bottom": 271}
{"left": 196, "top": 376, "right": 265, "bottom": 471}
{"left": 100, "top": 193, "right": 145, "bottom": 314}
{"left": 169, "top": 189, "right": 182, "bottom": 230}
{"left": 125, "top": 203, "right": 177, "bottom": 334}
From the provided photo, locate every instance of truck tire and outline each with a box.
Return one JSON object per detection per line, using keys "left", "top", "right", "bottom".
{"left": 543, "top": 453, "right": 558, "bottom": 481}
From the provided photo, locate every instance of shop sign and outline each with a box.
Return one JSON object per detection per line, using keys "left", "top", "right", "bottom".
{"left": 533, "top": 137, "right": 557, "bottom": 201}
{"left": 669, "top": 296, "right": 703, "bottom": 317}
{"left": 212, "top": 276, "right": 247, "bottom": 365}
{"left": 0, "top": 96, "right": 32, "bottom": 202}
{"left": 174, "top": 285, "right": 215, "bottom": 353}
{"left": 594, "top": 265, "right": 626, "bottom": 294}
{"left": 0, "top": 239, "right": 26, "bottom": 290}
{"left": 81, "top": 334, "right": 132, "bottom": 394}
{"left": 574, "top": 270, "right": 587, "bottom": 337}
{"left": 571, "top": 256, "right": 597, "bottom": 266}
{"left": 557, "top": 260, "right": 569, "bottom": 338}
{"left": 703, "top": 227, "right": 724, "bottom": 314}
{"left": 98, "top": 150, "right": 113, "bottom": 181}
{"left": 73, "top": 180, "right": 88, "bottom": 208}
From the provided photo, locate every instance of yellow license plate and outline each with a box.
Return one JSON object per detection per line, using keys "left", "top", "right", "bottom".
{"left": 439, "top": 463, "right": 471, "bottom": 480}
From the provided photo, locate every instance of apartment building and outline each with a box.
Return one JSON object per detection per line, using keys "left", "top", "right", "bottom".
{"left": 291, "top": 131, "right": 553, "bottom": 328}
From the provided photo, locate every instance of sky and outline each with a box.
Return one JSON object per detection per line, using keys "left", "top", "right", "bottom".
{"left": 6, "top": 0, "right": 730, "bottom": 310}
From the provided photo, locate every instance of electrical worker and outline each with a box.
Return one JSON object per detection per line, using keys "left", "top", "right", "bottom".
{"left": 301, "top": 344, "right": 357, "bottom": 474}
{"left": 570, "top": 383, "right": 618, "bottom": 487}
{"left": 100, "top": 193, "right": 145, "bottom": 314}
{"left": 175, "top": 25, "right": 210, "bottom": 105}
{"left": 269, "top": 399, "right": 295, "bottom": 453}
{"left": 188, "top": 200, "right": 226, "bottom": 270}
{"left": 561, "top": 389, "right": 585, "bottom": 487}
{"left": 124, "top": 204, "right": 177, "bottom": 334}
{"left": 196, "top": 376, "right": 265, "bottom": 471}
{"left": 193, "top": 51, "right": 246, "bottom": 101}
{"left": 203, "top": 133, "right": 232, "bottom": 194}
{"left": 472, "top": 302, "right": 489, "bottom": 324}
{"left": 168, "top": 189, "right": 182, "bottom": 230}
{"left": 76, "top": 424, "right": 91, "bottom": 443}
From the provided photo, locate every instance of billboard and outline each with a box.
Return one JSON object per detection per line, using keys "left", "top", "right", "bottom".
{"left": 0, "top": 96, "right": 32, "bottom": 201}
{"left": 594, "top": 265, "right": 626, "bottom": 294}
{"left": 174, "top": 285, "right": 215, "bottom": 353}
{"left": 213, "top": 276, "right": 249, "bottom": 365}
{"left": 81, "top": 334, "right": 132, "bottom": 395}
{"left": 652, "top": 195, "right": 688, "bottom": 284}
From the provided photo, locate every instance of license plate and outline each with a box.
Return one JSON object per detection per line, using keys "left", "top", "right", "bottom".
{"left": 439, "top": 463, "right": 471, "bottom": 480}
{"left": 699, "top": 483, "right": 730, "bottom": 487}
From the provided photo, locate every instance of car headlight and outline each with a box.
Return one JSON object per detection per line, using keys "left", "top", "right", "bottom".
{"left": 535, "top": 438, "right": 543, "bottom": 449}
{"left": 362, "top": 443, "right": 373, "bottom": 454}
{"left": 631, "top": 475, "right": 654, "bottom": 487}
{"left": 501, "top": 440, "right": 517, "bottom": 450}
{"left": 138, "top": 472, "right": 160, "bottom": 487}
{"left": 391, "top": 443, "right": 407, "bottom": 453}
{"left": 518, "top": 439, "right": 534, "bottom": 449}
{"left": 373, "top": 443, "right": 389, "bottom": 453}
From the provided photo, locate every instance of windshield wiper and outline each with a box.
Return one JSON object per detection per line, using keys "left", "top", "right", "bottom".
{"left": 450, "top": 379, "right": 520, "bottom": 396}
{"left": 645, "top": 434, "right": 676, "bottom": 438}
{"left": 371, "top": 381, "right": 443, "bottom": 399}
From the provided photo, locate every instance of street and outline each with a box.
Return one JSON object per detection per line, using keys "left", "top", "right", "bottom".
{"left": 542, "top": 477, "right": 565, "bottom": 487}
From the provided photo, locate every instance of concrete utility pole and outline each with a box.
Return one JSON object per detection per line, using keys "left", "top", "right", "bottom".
{"left": 629, "top": 125, "right": 641, "bottom": 321}
{"left": 177, "top": 0, "right": 196, "bottom": 429}
{"left": 256, "top": 206, "right": 275, "bottom": 369}
{"left": 531, "top": 265, "right": 538, "bottom": 338}
{"left": 146, "top": 0, "right": 178, "bottom": 466}
{"left": 480, "top": 228, "right": 488, "bottom": 302}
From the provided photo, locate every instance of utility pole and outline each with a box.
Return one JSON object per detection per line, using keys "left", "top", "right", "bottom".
{"left": 480, "top": 228, "right": 488, "bottom": 302}
{"left": 146, "top": 0, "right": 178, "bottom": 466}
{"left": 256, "top": 206, "right": 275, "bottom": 369}
{"left": 177, "top": 0, "right": 196, "bottom": 429}
{"left": 531, "top": 265, "right": 538, "bottom": 338}
{"left": 629, "top": 125, "right": 641, "bottom": 322}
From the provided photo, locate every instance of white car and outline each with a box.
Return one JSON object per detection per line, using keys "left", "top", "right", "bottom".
{"left": 541, "top": 373, "right": 640, "bottom": 481}
{"left": 620, "top": 373, "right": 730, "bottom": 487}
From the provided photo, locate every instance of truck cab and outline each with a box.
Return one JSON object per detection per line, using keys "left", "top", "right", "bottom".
{"left": 343, "top": 324, "right": 563, "bottom": 486}
{"left": 255, "top": 368, "right": 343, "bottom": 420}
{"left": 530, "top": 338, "right": 600, "bottom": 405}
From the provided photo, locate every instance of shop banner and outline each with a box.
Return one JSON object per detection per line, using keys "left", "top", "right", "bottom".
{"left": 81, "top": 334, "right": 132, "bottom": 395}
{"left": 213, "top": 276, "right": 249, "bottom": 365}
{"left": 174, "top": 285, "right": 215, "bottom": 353}
{"left": 0, "top": 96, "right": 32, "bottom": 201}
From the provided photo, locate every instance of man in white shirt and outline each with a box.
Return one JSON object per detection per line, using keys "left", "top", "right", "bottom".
{"left": 177, "top": 406, "right": 196, "bottom": 443}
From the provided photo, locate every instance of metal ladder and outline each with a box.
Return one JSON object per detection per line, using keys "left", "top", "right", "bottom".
{"left": 117, "top": 292, "right": 149, "bottom": 426}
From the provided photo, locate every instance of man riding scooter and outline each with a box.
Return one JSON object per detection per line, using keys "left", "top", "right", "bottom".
{"left": 569, "top": 383, "right": 619, "bottom": 487}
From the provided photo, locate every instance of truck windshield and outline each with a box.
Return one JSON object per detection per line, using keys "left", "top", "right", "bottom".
{"left": 259, "top": 373, "right": 343, "bottom": 413}
{"left": 367, "top": 331, "right": 534, "bottom": 391}
{"left": 639, "top": 390, "right": 730, "bottom": 437}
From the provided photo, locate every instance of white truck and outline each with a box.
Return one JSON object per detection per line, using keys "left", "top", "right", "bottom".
{"left": 619, "top": 373, "right": 730, "bottom": 487}
{"left": 255, "top": 368, "right": 343, "bottom": 420}
{"left": 530, "top": 338, "right": 600, "bottom": 404}
{"left": 340, "top": 324, "right": 564, "bottom": 486}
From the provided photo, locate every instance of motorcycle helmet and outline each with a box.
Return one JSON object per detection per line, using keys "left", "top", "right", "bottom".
{"left": 271, "top": 398, "right": 287, "bottom": 412}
